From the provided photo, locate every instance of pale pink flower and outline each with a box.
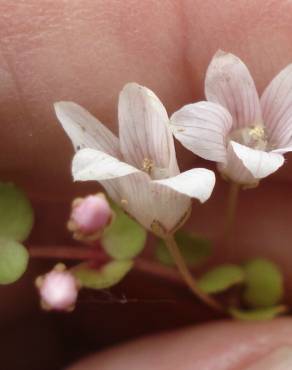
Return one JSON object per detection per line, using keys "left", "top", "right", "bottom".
{"left": 54, "top": 83, "right": 215, "bottom": 235}
{"left": 170, "top": 51, "right": 292, "bottom": 186}
{"left": 68, "top": 193, "right": 113, "bottom": 241}
{"left": 36, "top": 264, "right": 78, "bottom": 311}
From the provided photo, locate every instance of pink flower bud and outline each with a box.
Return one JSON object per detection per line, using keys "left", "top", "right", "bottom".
{"left": 68, "top": 193, "right": 113, "bottom": 242}
{"left": 36, "top": 264, "right": 79, "bottom": 311}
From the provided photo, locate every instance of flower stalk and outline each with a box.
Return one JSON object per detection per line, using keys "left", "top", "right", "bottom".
{"left": 29, "top": 245, "right": 184, "bottom": 285}
{"left": 163, "top": 235, "right": 223, "bottom": 312}
{"left": 29, "top": 245, "right": 100, "bottom": 260}
{"left": 29, "top": 243, "right": 221, "bottom": 311}
{"left": 223, "top": 182, "right": 240, "bottom": 245}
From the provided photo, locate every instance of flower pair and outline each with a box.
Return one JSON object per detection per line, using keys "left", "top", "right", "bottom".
{"left": 55, "top": 51, "right": 292, "bottom": 235}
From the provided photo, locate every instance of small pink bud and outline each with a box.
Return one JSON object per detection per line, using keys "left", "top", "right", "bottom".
{"left": 36, "top": 264, "right": 79, "bottom": 311}
{"left": 68, "top": 193, "right": 113, "bottom": 242}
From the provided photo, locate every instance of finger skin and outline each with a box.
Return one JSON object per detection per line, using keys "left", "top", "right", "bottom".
{"left": 68, "top": 318, "right": 292, "bottom": 370}
{"left": 1, "top": 2, "right": 292, "bottom": 369}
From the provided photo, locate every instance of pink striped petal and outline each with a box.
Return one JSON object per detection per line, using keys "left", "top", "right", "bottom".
{"left": 217, "top": 142, "right": 256, "bottom": 186}
{"left": 170, "top": 101, "right": 232, "bottom": 162}
{"left": 154, "top": 168, "right": 215, "bottom": 203}
{"left": 72, "top": 148, "right": 140, "bottom": 182}
{"left": 54, "top": 102, "right": 121, "bottom": 158}
{"left": 260, "top": 64, "right": 292, "bottom": 149}
{"left": 230, "top": 141, "right": 284, "bottom": 178}
{"left": 220, "top": 141, "right": 284, "bottom": 185}
{"left": 117, "top": 173, "right": 191, "bottom": 233}
{"left": 205, "top": 51, "right": 262, "bottom": 130}
{"left": 118, "top": 83, "right": 179, "bottom": 178}
{"left": 272, "top": 147, "right": 292, "bottom": 154}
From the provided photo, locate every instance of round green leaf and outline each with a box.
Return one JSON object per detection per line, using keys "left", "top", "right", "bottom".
{"left": 155, "top": 231, "right": 212, "bottom": 267}
{"left": 72, "top": 260, "right": 133, "bottom": 290}
{"left": 102, "top": 206, "right": 146, "bottom": 260}
{"left": 198, "top": 264, "right": 245, "bottom": 294}
{"left": 0, "top": 238, "right": 29, "bottom": 284}
{"left": 229, "top": 306, "right": 286, "bottom": 321}
{"left": 243, "top": 259, "right": 283, "bottom": 308}
{"left": 0, "top": 183, "right": 34, "bottom": 241}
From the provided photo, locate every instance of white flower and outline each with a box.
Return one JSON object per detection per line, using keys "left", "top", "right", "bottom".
{"left": 54, "top": 83, "right": 215, "bottom": 235}
{"left": 170, "top": 51, "right": 292, "bottom": 186}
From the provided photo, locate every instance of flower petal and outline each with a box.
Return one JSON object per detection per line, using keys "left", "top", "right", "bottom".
{"left": 205, "top": 50, "right": 262, "bottom": 130}
{"left": 54, "top": 102, "right": 121, "bottom": 157}
{"left": 260, "top": 64, "right": 292, "bottom": 149}
{"left": 116, "top": 173, "right": 191, "bottom": 232}
{"left": 229, "top": 141, "right": 284, "bottom": 179}
{"left": 170, "top": 101, "right": 232, "bottom": 162}
{"left": 218, "top": 143, "right": 257, "bottom": 186}
{"left": 272, "top": 147, "right": 292, "bottom": 154}
{"left": 72, "top": 148, "right": 139, "bottom": 182}
{"left": 154, "top": 168, "right": 215, "bottom": 203}
{"left": 118, "top": 83, "right": 179, "bottom": 178}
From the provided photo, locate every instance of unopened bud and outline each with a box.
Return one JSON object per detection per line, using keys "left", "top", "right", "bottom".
{"left": 68, "top": 193, "right": 113, "bottom": 242}
{"left": 36, "top": 264, "right": 79, "bottom": 311}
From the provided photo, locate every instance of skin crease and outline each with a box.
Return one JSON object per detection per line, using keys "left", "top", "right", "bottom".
{"left": 1, "top": 0, "right": 292, "bottom": 368}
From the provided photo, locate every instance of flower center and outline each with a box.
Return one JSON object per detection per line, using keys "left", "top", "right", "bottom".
{"left": 229, "top": 124, "right": 268, "bottom": 150}
{"left": 141, "top": 157, "right": 169, "bottom": 180}
{"left": 142, "top": 158, "right": 154, "bottom": 174}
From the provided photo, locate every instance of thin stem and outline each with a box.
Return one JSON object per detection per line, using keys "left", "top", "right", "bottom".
{"left": 223, "top": 182, "right": 240, "bottom": 245}
{"left": 29, "top": 246, "right": 96, "bottom": 260}
{"left": 29, "top": 244, "right": 222, "bottom": 311}
{"left": 164, "top": 235, "right": 223, "bottom": 312}
{"left": 134, "top": 258, "right": 182, "bottom": 285}
{"left": 28, "top": 245, "right": 183, "bottom": 285}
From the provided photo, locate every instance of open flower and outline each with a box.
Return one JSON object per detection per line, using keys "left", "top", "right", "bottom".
{"left": 54, "top": 83, "right": 215, "bottom": 236}
{"left": 170, "top": 51, "right": 292, "bottom": 187}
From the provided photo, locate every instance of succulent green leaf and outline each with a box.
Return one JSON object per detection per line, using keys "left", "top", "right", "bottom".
{"left": 155, "top": 231, "right": 211, "bottom": 267}
{"left": 102, "top": 205, "right": 146, "bottom": 260}
{"left": 197, "top": 264, "right": 245, "bottom": 294}
{"left": 242, "top": 258, "right": 283, "bottom": 308}
{"left": 0, "top": 182, "right": 34, "bottom": 241}
{"left": 229, "top": 306, "right": 286, "bottom": 321}
{"left": 0, "top": 238, "right": 29, "bottom": 284}
{"left": 72, "top": 260, "right": 133, "bottom": 290}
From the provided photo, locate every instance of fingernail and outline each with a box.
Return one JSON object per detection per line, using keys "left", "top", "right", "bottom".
{"left": 245, "top": 347, "right": 292, "bottom": 369}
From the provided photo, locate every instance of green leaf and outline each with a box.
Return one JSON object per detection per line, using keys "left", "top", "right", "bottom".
{"left": 72, "top": 260, "right": 133, "bottom": 290}
{"left": 0, "top": 238, "right": 29, "bottom": 284}
{"left": 102, "top": 205, "right": 146, "bottom": 260}
{"left": 242, "top": 259, "right": 283, "bottom": 308}
{"left": 155, "top": 231, "right": 212, "bottom": 267}
{"left": 229, "top": 306, "right": 286, "bottom": 321}
{"left": 197, "top": 264, "right": 245, "bottom": 294}
{"left": 0, "top": 183, "right": 34, "bottom": 241}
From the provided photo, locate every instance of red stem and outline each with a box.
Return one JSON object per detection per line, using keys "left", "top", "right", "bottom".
{"left": 134, "top": 258, "right": 182, "bottom": 285}
{"left": 28, "top": 245, "right": 184, "bottom": 286}
{"left": 28, "top": 245, "right": 96, "bottom": 260}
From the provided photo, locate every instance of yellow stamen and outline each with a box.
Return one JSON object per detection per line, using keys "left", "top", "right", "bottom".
{"left": 142, "top": 158, "right": 154, "bottom": 174}
{"left": 248, "top": 125, "right": 265, "bottom": 140}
